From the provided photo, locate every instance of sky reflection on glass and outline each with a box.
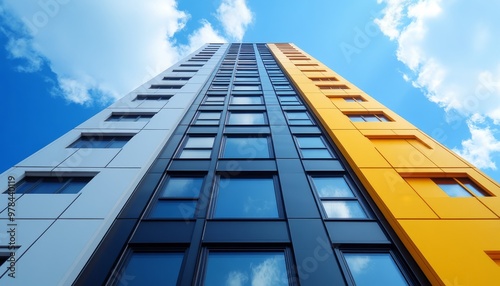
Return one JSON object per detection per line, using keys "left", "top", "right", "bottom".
{"left": 344, "top": 253, "right": 408, "bottom": 286}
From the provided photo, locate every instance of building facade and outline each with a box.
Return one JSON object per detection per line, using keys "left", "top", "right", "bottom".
{"left": 1, "top": 43, "right": 500, "bottom": 285}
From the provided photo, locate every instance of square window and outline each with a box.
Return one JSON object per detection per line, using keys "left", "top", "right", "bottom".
{"left": 194, "top": 112, "right": 222, "bottom": 125}
{"left": 230, "top": 96, "right": 264, "bottom": 105}
{"left": 6, "top": 176, "right": 92, "bottom": 194}
{"left": 343, "top": 253, "right": 409, "bottom": 286}
{"left": 233, "top": 84, "right": 261, "bottom": 91}
{"left": 203, "top": 96, "right": 226, "bottom": 105}
{"left": 213, "top": 177, "right": 279, "bottom": 218}
{"left": 69, "top": 135, "right": 133, "bottom": 148}
{"left": 159, "top": 177, "right": 203, "bottom": 198}
{"left": 433, "top": 178, "right": 489, "bottom": 197}
{"left": 222, "top": 137, "right": 271, "bottom": 158}
{"left": 202, "top": 251, "right": 290, "bottom": 286}
{"left": 322, "top": 201, "right": 367, "bottom": 219}
{"left": 284, "top": 111, "right": 313, "bottom": 125}
{"left": 295, "top": 136, "right": 334, "bottom": 159}
{"left": 228, "top": 112, "right": 266, "bottom": 125}
{"left": 179, "top": 136, "right": 215, "bottom": 159}
{"left": 116, "top": 252, "right": 184, "bottom": 285}
{"left": 311, "top": 177, "right": 355, "bottom": 198}
{"left": 347, "top": 114, "right": 391, "bottom": 122}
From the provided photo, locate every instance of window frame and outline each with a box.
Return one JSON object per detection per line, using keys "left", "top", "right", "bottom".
{"left": 347, "top": 113, "right": 391, "bottom": 122}
{"left": 68, "top": 134, "right": 134, "bottom": 148}
{"left": 193, "top": 111, "right": 222, "bottom": 126}
{"left": 294, "top": 136, "right": 335, "bottom": 159}
{"left": 148, "top": 174, "right": 206, "bottom": 219}
{"left": 220, "top": 135, "right": 273, "bottom": 159}
{"left": 5, "top": 176, "right": 93, "bottom": 194}
{"left": 106, "top": 113, "right": 155, "bottom": 122}
{"left": 227, "top": 111, "right": 268, "bottom": 126}
{"left": 309, "top": 175, "right": 370, "bottom": 220}
{"left": 178, "top": 135, "right": 216, "bottom": 159}
{"left": 197, "top": 248, "right": 296, "bottom": 286}
{"left": 432, "top": 177, "right": 491, "bottom": 197}
{"left": 337, "top": 249, "right": 412, "bottom": 286}
{"left": 211, "top": 175, "right": 283, "bottom": 219}
{"left": 284, "top": 111, "right": 313, "bottom": 125}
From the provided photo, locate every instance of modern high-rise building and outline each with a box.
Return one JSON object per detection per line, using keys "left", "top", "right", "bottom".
{"left": 1, "top": 43, "right": 500, "bottom": 285}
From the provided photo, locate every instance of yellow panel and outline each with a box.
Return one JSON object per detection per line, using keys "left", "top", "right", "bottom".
{"left": 333, "top": 130, "right": 392, "bottom": 168}
{"left": 370, "top": 138, "right": 438, "bottom": 168}
{"left": 400, "top": 220, "right": 500, "bottom": 285}
{"left": 360, "top": 169, "right": 438, "bottom": 218}
{"left": 314, "top": 108, "right": 355, "bottom": 130}
{"left": 406, "top": 178, "right": 449, "bottom": 198}
{"left": 425, "top": 197, "right": 497, "bottom": 218}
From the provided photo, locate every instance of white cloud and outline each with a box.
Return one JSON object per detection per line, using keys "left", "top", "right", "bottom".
{"left": 1, "top": 0, "right": 253, "bottom": 106}
{"left": 226, "top": 271, "right": 248, "bottom": 286}
{"left": 376, "top": 0, "right": 500, "bottom": 169}
{"left": 217, "top": 0, "right": 253, "bottom": 41}
{"left": 251, "top": 256, "right": 288, "bottom": 286}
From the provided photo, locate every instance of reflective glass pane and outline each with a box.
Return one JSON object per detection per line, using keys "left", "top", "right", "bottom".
{"left": 30, "top": 178, "right": 65, "bottom": 194}
{"left": 348, "top": 115, "right": 365, "bottom": 122}
{"left": 230, "top": 96, "right": 263, "bottom": 105}
{"left": 286, "top": 112, "right": 309, "bottom": 120}
{"left": 296, "top": 137, "right": 325, "bottom": 148}
{"left": 59, "top": 178, "right": 90, "bottom": 194}
{"left": 363, "top": 115, "right": 380, "bottom": 122}
{"left": 311, "top": 177, "right": 355, "bottom": 197}
{"left": 196, "top": 120, "right": 220, "bottom": 125}
{"left": 150, "top": 200, "right": 197, "bottom": 218}
{"left": 290, "top": 119, "right": 312, "bottom": 125}
{"left": 180, "top": 149, "right": 212, "bottom": 159}
{"left": 160, "top": 177, "right": 203, "bottom": 198}
{"left": 459, "top": 178, "right": 487, "bottom": 197}
{"left": 198, "top": 112, "right": 221, "bottom": 120}
{"left": 215, "top": 178, "right": 278, "bottom": 218}
{"left": 233, "top": 85, "right": 261, "bottom": 91}
{"left": 377, "top": 115, "right": 390, "bottom": 122}
{"left": 228, "top": 113, "right": 266, "bottom": 125}
{"left": 204, "top": 252, "right": 289, "bottom": 286}
{"left": 322, "top": 201, "right": 367, "bottom": 218}
{"left": 223, "top": 138, "right": 270, "bottom": 158}
{"left": 301, "top": 149, "right": 332, "bottom": 158}
{"left": 435, "top": 179, "right": 472, "bottom": 197}
{"left": 185, "top": 137, "right": 214, "bottom": 148}
{"left": 107, "top": 137, "right": 130, "bottom": 148}
{"left": 120, "top": 252, "right": 183, "bottom": 285}
{"left": 344, "top": 253, "right": 408, "bottom": 286}
{"left": 14, "top": 178, "right": 39, "bottom": 194}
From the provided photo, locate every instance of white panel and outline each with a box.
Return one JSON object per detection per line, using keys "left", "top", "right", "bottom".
{"left": 58, "top": 148, "right": 121, "bottom": 168}
{"left": 16, "top": 129, "right": 80, "bottom": 168}
{"left": 0, "top": 194, "right": 77, "bottom": 219}
{"left": 164, "top": 92, "right": 198, "bottom": 109}
{"left": 0, "top": 219, "right": 102, "bottom": 285}
{"left": 143, "top": 108, "right": 185, "bottom": 130}
{"left": 60, "top": 168, "right": 141, "bottom": 218}
{"left": 107, "top": 129, "right": 172, "bottom": 168}
{"left": 0, "top": 219, "right": 54, "bottom": 279}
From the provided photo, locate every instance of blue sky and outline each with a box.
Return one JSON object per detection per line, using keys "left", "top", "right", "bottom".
{"left": 1, "top": 0, "right": 499, "bottom": 182}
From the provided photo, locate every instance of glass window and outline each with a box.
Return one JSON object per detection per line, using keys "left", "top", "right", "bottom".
{"left": 150, "top": 176, "right": 204, "bottom": 219}
{"left": 6, "top": 176, "right": 92, "bottom": 194}
{"left": 284, "top": 111, "right": 313, "bottom": 125}
{"left": 278, "top": 95, "right": 301, "bottom": 106}
{"left": 203, "top": 251, "right": 289, "bottom": 286}
{"left": 214, "top": 177, "right": 279, "bottom": 218}
{"left": 179, "top": 136, "right": 215, "bottom": 159}
{"left": 344, "top": 253, "right": 409, "bottom": 286}
{"left": 228, "top": 112, "right": 266, "bottom": 125}
{"left": 222, "top": 137, "right": 271, "bottom": 158}
{"left": 194, "top": 112, "right": 222, "bottom": 125}
{"left": 295, "top": 136, "right": 334, "bottom": 159}
{"left": 348, "top": 114, "right": 390, "bottom": 122}
{"left": 69, "top": 135, "right": 133, "bottom": 148}
{"left": 433, "top": 178, "right": 489, "bottom": 197}
{"left": 235, "top": 76, "right": 260, "bottom": 82}
{"left": 233, "top": 84, "right": 261, "bottom": 91}
{"left": 117, "top": 252, "right": 184, "bottom": 285}
{"left": 107, "top": 113, "right": 154, "bottom": 122}
{"left": 310, "top": 176, "right": 367, "bottom": 219}
{"left": 203, "top": 96, "right": 226, "bottom": 105}
{"left": 230, "top": 96, "right": 264, "bottom": 105}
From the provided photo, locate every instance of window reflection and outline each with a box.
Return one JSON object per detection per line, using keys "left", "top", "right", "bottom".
{"left": 214, "top": 178, "right": 279, "bottom": 218}
{"left": 204, "top": 252, "right": 289, "bottom": 286}
{"left": 344, "top": 253, "right": 408, "bottom": 286}
{"left": 228, "top": 112, "right": 266, "bottom": 125}
{"left": 222, "top": 137, "right": 270, "bottom": 158}
{"left": 118, "top": 252, "right": 184, "bottom": 285}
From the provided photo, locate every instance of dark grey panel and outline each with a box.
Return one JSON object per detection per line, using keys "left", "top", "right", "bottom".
{"left": 302, "top": 160, "right": 344, "bottom": 172}
{"left": 272, "top": 135, "right": 300, "bottom": 159}
{"left": 288, "top": 219, "right": 346, "bottom": 286}
{"left": 277, "top": 159, "right": 320, "bottom": 218}
{"left": 131, "top": 221, "right": 196, "bottom": 243}
{"left": 187, "top": 126, "right": 219, "bottom": 134}
{"left": 216, "top": 160, "right": 277, "bottom": 172}
{"left": 325, "top": 221, "right": 390, "bottom": 244}
{"left": 169, "top": 159, "right": 211, "bottom": 171}
{"left": 149, "top": 158, "right": 169, "bottom": 173}
{"left": 203, "top": 220, "right": 289, "bottom": 243}
{"left": 223, "top": 126, "right": 271, "bottom": 134}
{"left": 289, "top": 126, "right": 321, "bottom": 134}
{"left": 118, "top": 172, "right": 163, "bottom": 219}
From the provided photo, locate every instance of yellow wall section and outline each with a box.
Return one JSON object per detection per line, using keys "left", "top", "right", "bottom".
{"left": 269, "top": 43, "right": 500, "bottom": 285}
